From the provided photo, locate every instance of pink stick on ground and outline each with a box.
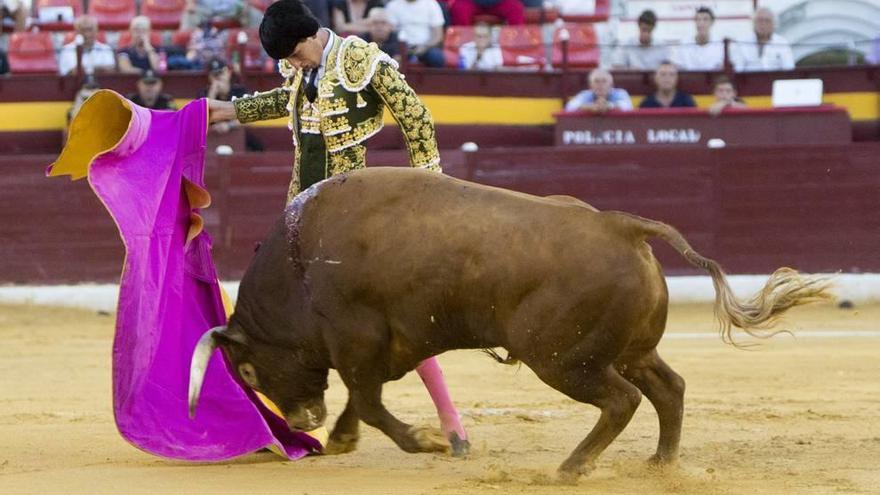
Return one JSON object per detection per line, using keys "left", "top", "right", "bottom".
{"left": 415, "top": 356, "right": 468, "bottom": 441}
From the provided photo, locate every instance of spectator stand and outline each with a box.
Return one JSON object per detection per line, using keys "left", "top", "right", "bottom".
{"left": 442, "top": 22, "right": 599, "bottom": 71}
{"left": 226, "top": 28, "right": 273, "bottom": 76}
{"left": 34, "top": 0, "right": 83, "bottom": 31}
{"left": 557, "top": 0, "right": 609, "bottom": 23}
{"left": 607, "top": 0, "right": 753, "bottom": 67}
{"left": 141, "top": 0, "right": 186, "bottom": 31}
{"left": 7, "top": 30, "right": 58, "bottom": 73}
{"left": 88, "top": 0, "right": 137, "bottom": 31}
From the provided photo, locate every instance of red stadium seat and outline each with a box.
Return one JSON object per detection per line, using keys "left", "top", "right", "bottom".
{"left": 226, "top": 28, "right": 269, "bottom": 71}
{"left": 7, "top": 31, "right": 59, "bottom": 74}
{"left": 88, "top": 0, "right": 137, "bottom": 31}
{"left": 117, "top": 30, "right": 163, "bottom": 49}
{"left": 498, "top": 25, "right": 545, "bottom": 68}
{"left": 552, "top": 23, "right": 599, "bottom": 69}
{"left": 35, "top": 0, "right": 84, "bottom": 31}
{"left": 211, "top": 18, "right": 242, "bottom": 30}
{"left": 442, "top": 25, "right": 475, "bottom": 68}
{"left": 141, "top": 0, "right": 186, "bottom": 30}
{"left": 171, "top": 29, "right": 192, "bottom": 48}
{"left": 61, "top": 30, "right": 108, "bottom": 45}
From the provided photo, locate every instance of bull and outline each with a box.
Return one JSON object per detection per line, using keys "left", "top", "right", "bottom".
{"left": 189, "top": 167, "right": 831, "bottom": 480}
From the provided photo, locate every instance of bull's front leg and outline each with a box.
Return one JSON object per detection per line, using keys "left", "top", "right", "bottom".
{"left": 324, "top": 396, "right": 360, "bottom": 455}
{"left": 347, "top": 381, "right": 451, "bottom": 454}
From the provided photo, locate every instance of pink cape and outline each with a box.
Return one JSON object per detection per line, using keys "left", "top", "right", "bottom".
{"left": 47, "top": 90, "right": 321, "bottom": 460}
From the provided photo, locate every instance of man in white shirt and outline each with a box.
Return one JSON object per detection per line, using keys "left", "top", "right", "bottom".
{"left": 384, "top": 0, "right": 445, "bottom": 67}
{"left": 673, "top": 6, "right": 725, "bottom": 71}
{"left": 58, "top": 15, "right": 117, "bottom": 76}
{"left": 611, "top": 10, "right": 671, "bottom": 71}
{"left": 564, "top": 68, "right": 633, "bottom": 113}
{"left": 732, "top": 7, "right": 794, "bottom": 72}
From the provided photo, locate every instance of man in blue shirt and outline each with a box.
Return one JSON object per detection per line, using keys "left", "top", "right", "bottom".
{"left": 639, "top": 62, "right": 696, "bottom": 109}
{"left": 564, "top": 68, "right": 634, "bottom": 114}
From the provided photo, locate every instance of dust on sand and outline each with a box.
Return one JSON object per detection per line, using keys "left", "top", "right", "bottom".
{"left": 1, "top": 302, "right": 878, "bottom": 494}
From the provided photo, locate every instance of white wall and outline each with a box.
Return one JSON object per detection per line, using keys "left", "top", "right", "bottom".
{"left": 3, "top": 275, "right": 879, "bottom": 312}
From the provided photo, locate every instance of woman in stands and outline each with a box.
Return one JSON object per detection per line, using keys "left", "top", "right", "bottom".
{"left": 117, "top": 16, "right": 160, "bottom": 74}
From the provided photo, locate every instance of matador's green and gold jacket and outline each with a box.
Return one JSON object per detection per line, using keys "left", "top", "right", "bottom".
{"left": 232, "top": 33, "right": 441, "bottom": 200}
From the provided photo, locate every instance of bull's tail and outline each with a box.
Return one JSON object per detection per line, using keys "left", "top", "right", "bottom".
{"left": 608, "top": 211, "right": 834, "bottom": 346}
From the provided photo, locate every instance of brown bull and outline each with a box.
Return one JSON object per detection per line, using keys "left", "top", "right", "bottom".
{"left": 189, "top": 167, "right": 831, "bottom": 480}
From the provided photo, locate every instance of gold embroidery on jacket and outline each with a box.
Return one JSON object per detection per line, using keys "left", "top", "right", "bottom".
{"left": 328, "top": 144, "right": 366, "bottom": 176}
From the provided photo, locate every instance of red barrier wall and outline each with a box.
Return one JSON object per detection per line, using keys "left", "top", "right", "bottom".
{"left": 1, "top": 144, "right": 877, "bottom": 283}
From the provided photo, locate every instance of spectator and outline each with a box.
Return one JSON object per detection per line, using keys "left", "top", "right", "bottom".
{"left": 1, "top": 0, "right": 29, "bottom": 32}
{"left": 732, "top": 7, "right": 794, "bottom": 72}
{"left": 182, "top": 0, "right": 248, "bottom": 31}
{"left": 639, "top": 62, "right": 696, "bottom": 108}
{"left": 127, "top": 70, "right": 176, "bottom": 110}
{"left": 385, "top": 0, "right": 445, "bottom": 68}
{"left": 304, "top": 0, "right": 332, "bottom": 27}
{"left": 612, "top": 9, "right": 670, "bottom": 71}
{"left": 199, "top": 59, "right": 263, "bottom": 150}
{"left": 251, "top": 0, "right": 331, "bottom": 28}
{"left": 708, "top": 75, "right": 747, "bottom": 116}
{"left": 458, "top": 23, "right": 503, "bottom": 70}
{"left": 331, "top": 0, "right": 383, "bottom": 35}
{"left": 564, "top": 68, "right": 633, "bottom": 114}
{"left": 67, "top": 75, "right": 101, "bottom": 124}
{"left": 360, "top": 7, "right": 401, "bottom": 61}
{"left": 186, "top": 23, "right": 228, "bottom": 70}
{"left": 58, "top": 15, "right": 117, "bottom": 76}
{"left": 0, "top": 49, "right": 8, "bottom": 75}
{"left": 117, "top": 16, "right": 160, "bottom": 74}
{"left": 673, "top": 6, "right": 724, "bottom": 71}
{"left": 450, "top": 0, "right": 524, "bottom": 26}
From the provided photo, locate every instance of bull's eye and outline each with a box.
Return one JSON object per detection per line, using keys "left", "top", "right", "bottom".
{"left": 238, "top": 363, "right": 259, "bottom": 388}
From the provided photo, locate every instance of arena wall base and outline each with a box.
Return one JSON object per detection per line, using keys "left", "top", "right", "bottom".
{"left": 1, "top": 275, "right": 878, "bottom": 313}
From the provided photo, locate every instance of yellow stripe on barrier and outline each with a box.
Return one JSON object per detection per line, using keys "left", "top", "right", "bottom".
{"left": 1, "top": 92, "right": 877, "bottom": 131}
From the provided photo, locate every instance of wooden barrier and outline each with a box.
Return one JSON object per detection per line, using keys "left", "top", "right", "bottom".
{"left": 1, "top": 143, "right": 877, "bottom": 283}
{"left": 555, "top": 106, "right": 852, "bottom": 146}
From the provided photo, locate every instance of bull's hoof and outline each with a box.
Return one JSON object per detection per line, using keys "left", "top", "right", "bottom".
{"left": 323, "top": 433, "right": 359, "bottom": 455}
{"left": 408, "top": 426, "right": 451, "bottom": 453}
{"left": 647, "top": 453, "right": 678, "bottom": 467}
{"left": 556, "top": 461, "right": 595, "bottom": 484}
{"left": 448, "top": 432, "right": 470, "bottom": 457}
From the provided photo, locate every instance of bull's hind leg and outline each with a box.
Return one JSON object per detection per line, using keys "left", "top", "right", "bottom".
{"left": 617, "top": 350, "right": 686, "bottom": 464}
{"left": 530, "top": 363, "right": 643, "bottom": 482}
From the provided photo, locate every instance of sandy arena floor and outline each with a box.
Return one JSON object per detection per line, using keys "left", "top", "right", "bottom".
{"left": 1, "top": 302, "right": 878, "bottom": 494}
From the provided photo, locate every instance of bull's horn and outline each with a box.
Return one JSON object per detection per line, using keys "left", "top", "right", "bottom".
{"left": 188, "top": 325, "right": 225, "bottom": 419}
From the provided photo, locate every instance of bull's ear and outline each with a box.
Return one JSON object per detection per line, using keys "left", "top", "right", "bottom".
{"left": 215, "top": 325, "right": 248, "bottom": 346}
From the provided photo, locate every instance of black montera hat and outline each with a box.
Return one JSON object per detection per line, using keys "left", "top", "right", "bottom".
{"left": 259, "top": 0, "right": 321, "bottom": 60}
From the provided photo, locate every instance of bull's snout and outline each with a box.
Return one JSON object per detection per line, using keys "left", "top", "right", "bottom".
{"left": 285, "top": 399, "right": 327, "bottom": 432}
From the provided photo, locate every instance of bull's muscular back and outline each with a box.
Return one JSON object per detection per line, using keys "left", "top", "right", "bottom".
{"left": 281, "top": 167, "right": 665, "bottom": 358}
